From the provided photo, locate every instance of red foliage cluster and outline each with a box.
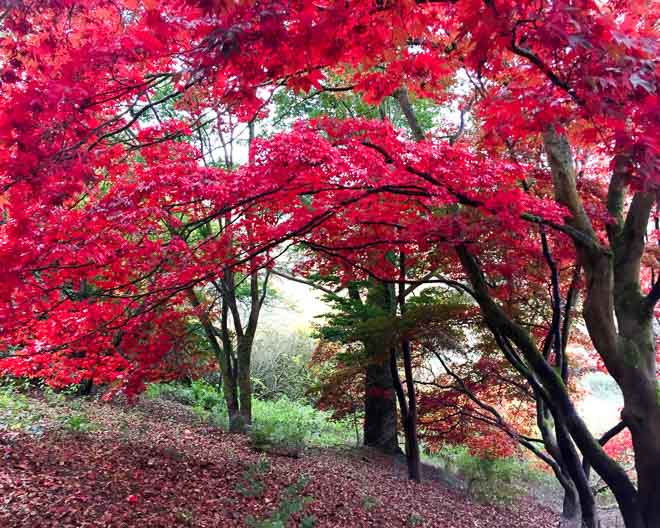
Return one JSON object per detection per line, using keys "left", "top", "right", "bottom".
{"left": 0, "top": 0, "right": 657, "bottom": 398}
{"left": 416, "top": 346, "right": 535, "bottom": 459}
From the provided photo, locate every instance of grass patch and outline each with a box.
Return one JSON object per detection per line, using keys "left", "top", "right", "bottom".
{"left": 250, "top": 396, "right": 353, "bottom": 449}
{"left": 0, "top": 380, "right": 98, "bottom": 437}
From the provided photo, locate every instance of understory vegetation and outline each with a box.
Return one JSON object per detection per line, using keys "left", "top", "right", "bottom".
{"left": 145, "top": 380, "right": 357, "bottom": 449}
{"left": 142, "top": 379, "right": 552, "bottom": 506}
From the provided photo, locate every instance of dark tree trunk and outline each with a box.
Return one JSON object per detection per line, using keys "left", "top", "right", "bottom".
{"left": 220, "top": 290, "right": 241, "bottom": 433}
{"left": 236, "top": 336, "right": 254, "bottom": 432}
{"left": 400, "top": 337, "right": 421, "bottom": 482}
{"left": 390, "top": 345, "right": 421, "bottom": 482}
{"left": 187, "top": 287, "right": 241, "bottom": 431}
{"left": 534, "top": 397, "right": 583, "bottom": 527}
{"left": 362, "top": 280, "right": 401, "bottom": 453}
{"left": 78, "top": 378, "right": 94, "bottom": 396}
{"left": 626, "top": 398, "right": 660, "bottom": 528}
{"left": 614, "top": 305, "right": 660, "bottom": 528}
{"left": 459, "top": 243, "right": 645, "bottom": 527}
{"left": 392, "top": 89, "right": 423, "bottom": 482}
{"left": 561, "top": 484, "right": 579, "bottom": 525}
{"left": 555, "top": 422, "right": 599, "bottom": 528}
{"left": 364, "top": 354, "right": 400, "bottom": 453}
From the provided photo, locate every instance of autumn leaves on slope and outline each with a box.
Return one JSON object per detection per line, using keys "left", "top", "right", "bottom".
{"left": 0, "top": 395, "right": 559, "bottom": 528}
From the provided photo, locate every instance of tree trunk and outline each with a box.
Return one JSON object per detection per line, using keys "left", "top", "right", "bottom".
{"left": 362, "top": 280, "right": 401, "bottom": 453}
{"left": 615, "top": 303, "right": 660, "bottom": 528}
{"left": 236, "top": 336, "right": 254, "bottom": 432}
{"left": 218, "top": 337, "right": 240, "bottom": 433}
{"left": 220, "top": 307, "right": 241, "bottom": 432}
{"left": 631, "top": 411, "right": 660, "bottom": 527}
{"left": 187, "top": 287, "right": 241, "bottom": 432}
{"left": 390, "top": 344, "right": 421, "bottom": 482}
{"left": 543, "top": 127, "right": 660, "bottom": 527}
{"left": 457, "top": 244, "right": 643, "bottom": 527}
{"left": 394, "top": 252, "right": 421, "bottom": 482}
{"left": 226, "top": 388, "right": 242, "bottom": 432}
{"left": 561, "top": 484, "right": 579, "bottom": 525}
{"left": 400, "top": 337, "right": 421, "bottom": 482}
{"left": 78, "top": 378, "right": 94, "bottom": 396}
{"left": 555, "top": 422, "right": 599, "bottom": 528}
{"left": 364, "top": 354, "right": 400, "bottom": 453}
{"left": 535, "top": 399, "right": 582, "bottom": 527}
{"left": 392, "top": 90, "right": 424, "bottom": 482}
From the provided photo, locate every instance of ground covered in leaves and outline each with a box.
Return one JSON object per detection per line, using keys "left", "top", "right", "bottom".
{"left": 0, "top": 394, "right": 559, "bottom": 528}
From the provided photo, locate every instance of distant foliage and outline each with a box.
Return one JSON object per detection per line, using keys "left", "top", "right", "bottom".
{"left": 251, "top": 328, "right": 317, "bottom": 402}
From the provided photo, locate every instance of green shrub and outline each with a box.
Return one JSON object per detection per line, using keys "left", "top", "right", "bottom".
{"left": 43, "top": 386, "right": 67, "bottom": 406}
{"left": 250, "top": 396, "right": 353, "bottom": 449}
{"left": 0, "top": 383, "right": 93, "bottom": 435}
{"left": 146, "top": 381, "right": 354, "bottom": 447}
{"left": 422, "top": 445, "right": 548, "bottom": 505}
{"left": 250, "top": 397, "right": 311, "bottom": 448}
{"left": 246, "top": 475, "right": 314, "bottom": 528}
{"left": 236, "top": 456, "right": 270, "bottom": 498}
{"left": 59, "top": 413, "right": 96, "bottom": 434}
{"left": 299, "top": 517, "right": 316, "bottom": 528}
{"left": 251, "top": 328, "right": 317, "bottom": 402}
{"left": 361, "top": 495, "right": 381, "bottom": 512}
{"left": 145, "top": 382, "right": 196, "bottom": 405}
{"left": 190, "top": 380, "right": 224, "bottom": 410}
{"left": 147, "top": 380, "right": 223, "bottom": 411}
{"left": 0, "top": 375, "right": 33, "bottom": 394}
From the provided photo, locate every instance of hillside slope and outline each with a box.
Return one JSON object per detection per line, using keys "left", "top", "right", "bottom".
{"left": 0, "top": 396, "right": 558, "bottom": 528}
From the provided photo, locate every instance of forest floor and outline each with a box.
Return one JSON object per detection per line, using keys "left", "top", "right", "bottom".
{"left": 0, "top": 392, "right": 562, "bottom": 528}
